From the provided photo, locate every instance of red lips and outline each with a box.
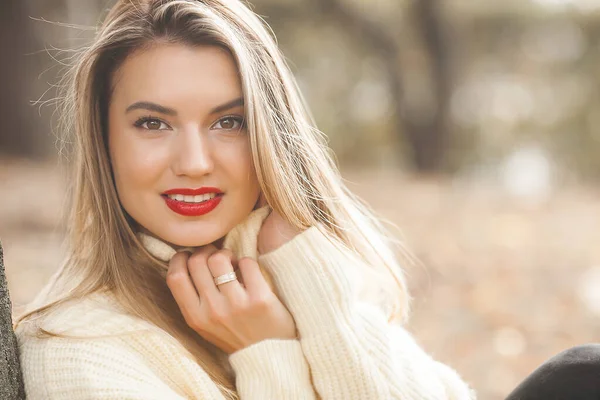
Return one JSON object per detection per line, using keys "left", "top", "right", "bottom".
{"left": 162, "top": 187, "right": 224, "bottom": 216}
{"left": 162, "top": 187, "right": 223, "bottom": 196}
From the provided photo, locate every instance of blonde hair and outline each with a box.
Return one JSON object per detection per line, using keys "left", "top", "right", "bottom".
{"left": 15, "top": 0, "right": 412, "bottom": 398}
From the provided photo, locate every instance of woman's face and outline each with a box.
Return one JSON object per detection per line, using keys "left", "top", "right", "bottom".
{"left": 107, "top": 43, "right": 261, "bottom": 248}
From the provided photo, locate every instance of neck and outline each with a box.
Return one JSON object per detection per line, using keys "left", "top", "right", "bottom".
{"left": 137, "top": 225, "right": 225, "bottom": 250}
{"left": 136, "top": 205, "right": 272, "bottom": 263}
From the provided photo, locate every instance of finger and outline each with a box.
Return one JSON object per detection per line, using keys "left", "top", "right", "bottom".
{"left": 206, "top": 250, "right": 245, "bottom": 300}
{"left": 237, "top": 257, "right": 271, "bottom": 296}
{"left": 187, "top": 245, "right": 221, "bottom": 300}
{"left": 166, "top": 251, "right": 202, "bottom": 321}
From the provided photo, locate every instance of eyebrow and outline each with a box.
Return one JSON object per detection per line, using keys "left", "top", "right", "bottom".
{"left": 211, "top": 97, "right": 244, "bottom": 114}
{"left": 125, "top": 97, "right": 244, "bottom": 116}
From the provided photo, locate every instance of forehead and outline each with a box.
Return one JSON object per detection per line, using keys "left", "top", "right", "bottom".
{"left": 110, "top": 43, "right": 242, "bottom": 108}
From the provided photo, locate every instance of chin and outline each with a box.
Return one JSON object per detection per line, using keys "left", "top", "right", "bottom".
{"left": 168, "top": 237, "right": 215, "bottom": 249}
{"left": 164, "top": 230, "right": 225, "bottom": 249}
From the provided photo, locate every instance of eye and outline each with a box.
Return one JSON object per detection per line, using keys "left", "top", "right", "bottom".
{"left": 134, "top": 117, "right": 171, "bottom": 131}
{"left": 211, "top": 116, "right": 245, "bottom": 131}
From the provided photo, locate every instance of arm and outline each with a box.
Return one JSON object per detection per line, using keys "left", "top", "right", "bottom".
{"left": 230, "top": 338, "right": 317, "bottom": 399}
{"left": 18, "top": 329, "right": 317, "bottom": 400}
{"left": 258, "top": 226, "right": 475, "bottom": 400}
{"left": 19, "top": 334, "right": 189, "bottom": 400}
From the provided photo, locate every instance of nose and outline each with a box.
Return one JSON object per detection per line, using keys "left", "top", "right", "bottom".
{"left": 171, "top": 127, "right": 214, "bottom": 177}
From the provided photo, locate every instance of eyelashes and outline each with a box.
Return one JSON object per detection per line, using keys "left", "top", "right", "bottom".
{"left": 133, "top": 116, "right": 170, "bottom": 130}
{"left": 212, "top": 115, "right": 246, "bottom": 130}
{"left": 133, "top": 115, "right": 246, "bottom": 132}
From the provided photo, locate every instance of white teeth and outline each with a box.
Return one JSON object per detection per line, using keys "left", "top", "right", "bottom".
{"left": 167, "top": 193, "right": 219, "bottom": 203}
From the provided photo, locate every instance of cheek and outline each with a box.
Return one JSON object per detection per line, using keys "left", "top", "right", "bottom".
{"left": 108, "top": 131, "right": 166, "bottom": 195}
{"left": 217, "top": 140, "right": 259, "bottom": 192}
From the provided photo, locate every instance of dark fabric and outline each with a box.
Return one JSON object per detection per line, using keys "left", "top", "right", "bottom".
{"left": 506, "top": 344, "right": 600, "bottom": 400}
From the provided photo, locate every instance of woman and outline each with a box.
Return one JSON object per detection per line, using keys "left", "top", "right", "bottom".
{"left": 14, "top": 0, "right": 476, "bottom": 398}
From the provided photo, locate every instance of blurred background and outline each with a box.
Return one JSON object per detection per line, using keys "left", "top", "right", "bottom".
{"left": 1, "top": 0, "right": 600, "bottom": 398}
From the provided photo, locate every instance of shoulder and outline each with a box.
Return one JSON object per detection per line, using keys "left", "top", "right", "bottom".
{"left": 15, "top": 293, "right": 212, "bottom": 399}
{"left": 16, "top": 291, "right": 154, "bottom": 340}
{"left": 18, "top": 329, "right": 190, "bottom": 399}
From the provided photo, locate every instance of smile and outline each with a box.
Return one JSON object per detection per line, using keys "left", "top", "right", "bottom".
{"left": 162, "top": 193, "right": 224, "bottom": 216}
{"left": 166, "top": 193, "right": 219, "bottom": 203}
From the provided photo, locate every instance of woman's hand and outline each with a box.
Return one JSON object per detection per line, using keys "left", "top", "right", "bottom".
{"left": 258, "top": 209, "right": 302, "bottom": 255}
{"left": 166, "top": 246, "right": 297, "bottom": 354}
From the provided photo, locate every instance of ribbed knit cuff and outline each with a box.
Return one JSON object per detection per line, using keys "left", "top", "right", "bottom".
{"left": 229, "top": 339, "right": 314, "bottom": 398}
{"left": 258, "top": 226, "right": 361, "bottom": 331}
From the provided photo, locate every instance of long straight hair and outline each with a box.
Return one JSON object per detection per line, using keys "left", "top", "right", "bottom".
{"left": 15, "top": 1, "right": 412, "bottom": 398}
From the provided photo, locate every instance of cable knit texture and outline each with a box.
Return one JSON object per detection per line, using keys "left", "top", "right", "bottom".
{"left": 16, "top": 205, "right": 475, "bottom": 399}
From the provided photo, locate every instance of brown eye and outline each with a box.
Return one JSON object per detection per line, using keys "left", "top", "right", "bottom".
{"left": 220, "top": 117, "right": 235, "bottom": 129}
{"left": 146, "top": 120, "right": 162, "bottom": 130}
{"left": 211, "top": 116, "right": 244, "bottom": 131}
{"left": 134, "top": 117, "right": 170, "bottom": 131}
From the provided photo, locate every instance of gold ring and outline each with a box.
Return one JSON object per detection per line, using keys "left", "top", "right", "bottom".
{"left": 214, "top": 271, "right": 238, "bottom": 286}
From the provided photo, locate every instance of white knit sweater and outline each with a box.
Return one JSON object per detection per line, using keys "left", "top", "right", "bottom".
{"left": 16, "top": 206, "right": 475, "bottom": 399}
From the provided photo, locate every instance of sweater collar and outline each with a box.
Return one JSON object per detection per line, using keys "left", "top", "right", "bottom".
{"left": 137, "top": 205, "right": 272, "bottom": 262}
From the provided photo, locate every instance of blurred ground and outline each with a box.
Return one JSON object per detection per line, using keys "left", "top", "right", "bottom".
{"left": 2, "top": 158, "right": 600, "bottom": 400}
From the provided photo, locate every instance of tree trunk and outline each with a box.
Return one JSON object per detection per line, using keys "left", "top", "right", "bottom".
{"left": 0, "top": 0, "right": 47, "bottom": 158}
{"left": 316, "top": 0, "right": 453, "bottom": 173}
{"left": 0, "top": 241, "right": 25, "bottom": 399}
{"left": 406, "top": 0, "right": 452, "bottom": 172}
